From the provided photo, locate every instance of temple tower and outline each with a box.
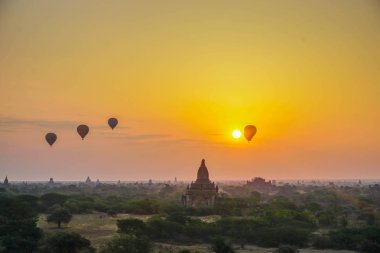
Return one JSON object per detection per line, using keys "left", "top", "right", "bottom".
{"left": 3, "top": 176, "right": 9, "bottom": 186}
{"left": 182, "top": 159, "right": 218, "bottom": 207}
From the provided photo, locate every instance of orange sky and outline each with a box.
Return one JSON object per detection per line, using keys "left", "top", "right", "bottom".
{"left": 1, "top": 0, "right": 380, "bottom": 181}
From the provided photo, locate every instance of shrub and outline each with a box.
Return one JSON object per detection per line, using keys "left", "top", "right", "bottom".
{"left": 312, "top": 235, "right": 332, "bottom": 249}
{"left": 275, "top": 245, "right": 299, "bottom": 253}
{"left": 39, "top": 232, "right": 95, "bottom": 253}
{"left": 99, "top": 234, "right": 153, "bottom": 253}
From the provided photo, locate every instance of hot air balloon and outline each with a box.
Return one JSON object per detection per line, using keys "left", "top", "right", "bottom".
{"left": 77, "top": 125, "right": 89, "bottom": 140}
{"left": 45, "top": 133, "right": 57, "bottom": 146}
{"left": 244, "top": 125, "right": 257, "bottom": 142}
{"left": 108, "top": 118, "right": 118, "bottom": 130}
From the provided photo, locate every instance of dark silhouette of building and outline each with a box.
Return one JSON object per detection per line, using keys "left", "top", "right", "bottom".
{"left": 246, "top": 177, "right": 274, "bottom": 191}
{"left": 85, "top": 176, "right": 92, "bottom": 184}
{"left": 182, "top": 159, "right": 218, "bottom": 207}
{"left": 3, "top": 176, "right": 9, "bottom": 186}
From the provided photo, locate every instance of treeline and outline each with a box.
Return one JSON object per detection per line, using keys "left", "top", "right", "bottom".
{"left": 115, "top": 214, "right": 380, "bottom": 252}
{"left": 118, "top": 213, "right": 313, "bottom": 247}
{"left": 0, "top": 193, "right": 94, "bottom": 253}
{"left": 2, "top": 184, "right": 380, "bottom": 253}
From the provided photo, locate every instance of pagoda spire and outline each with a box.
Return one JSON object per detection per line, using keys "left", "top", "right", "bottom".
{"left": 4, "top": 176, "right": 9, "bottom": 185}
{"left": 196, "top": 159, "right": 210, "bottom": 182}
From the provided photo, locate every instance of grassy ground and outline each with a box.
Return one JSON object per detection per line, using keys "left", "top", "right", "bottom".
{"left": 37, "top": 213, "right": 358, "bottom": 253}
{"left": 38, "top": 213, "right": 152, "bottom": 248}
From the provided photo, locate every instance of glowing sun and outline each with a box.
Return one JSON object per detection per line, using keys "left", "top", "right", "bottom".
{"left": 232, "top": 129, "right": 242, "bottom": 139}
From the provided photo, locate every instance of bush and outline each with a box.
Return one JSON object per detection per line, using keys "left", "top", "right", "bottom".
{"left": 0, "top": 195, "right": 43, "bottom": 252}
{"left": 275, "top": 245, "right": 299, "bottom": 253}
{"left": 210, "top": 237, "right": 235, "bottom": 253}
{"left": 312, "top": 235, "right": 333, "bottom": 249}
{"left": 360, "top": 240, "right": 380, "bottom": 253}
{"left": 255, "top": 226, "right": 310, "bottom": 247}
{"left": 117, "top": 218, "right": 146, "bottom": 235}
{"left": 39, "top": 232, "right": 95, "bottom": 253}
{"left": 178, "top": 250, "right": 191, "bottom": 253}
{"left": 99, "top": 234, "right": 153, "bottom": 253}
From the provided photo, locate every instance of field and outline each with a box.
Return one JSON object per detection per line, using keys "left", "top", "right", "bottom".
{"left": 37, "top": 213, "right": 358, "bottom": 253}
{"left": 38, "top": 213, "right": 152, "bottom": 248}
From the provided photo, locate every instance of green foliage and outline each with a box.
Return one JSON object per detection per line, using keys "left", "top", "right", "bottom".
{"left": 117, "top": 218, "right": 146, "bottom": 235}
{"left": 0, "top": 195, "right": 42, "bottom": 253}
{"left": 252, "top": 226, "right": 310, "bottom": 247}
{"left": 99, "top": 234, "right": 153, "bottom": 253}
{"left": 275, "top": 245, "right": 299, "bottom": 253}
{"left": 122, "top": 199, "right": 160, "bottom": 214}
{"left": 360, "top": 240, "right": 380, "bottom": 253}
{"left": 328, "top": 226, "right": 380, "bottom": 251}
{"left": 210, "top": 237, "right": 235, "bottom": 253}
{"left": 39, "top": 232, "right": 95, "bottom": 253}
{"left": 40, "top": 193, "right": 68, "bottom": 210}
{"left": 317, "top": 211, "right": 337, "bottom": 227}
{"left": 312, "top": 235, "right": 333, "bottom": 249}
{"left": 46, "top": 207, "right": 72, "bottom": 228}
{"left": 63, "top": 197, "right": 94, "bottom": 214}
{"left": 177, "top": 250, "right": 191, "bottom": 253}
{"left": 339, "top": 216, "right": 348, "bottom": 227}
{"left": 119, "top": 214, "right": 311, "bottom": 247}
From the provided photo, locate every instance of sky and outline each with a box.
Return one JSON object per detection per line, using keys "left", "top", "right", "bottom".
{"left": 1, "top": 0, "right": 380, "bottom": 181}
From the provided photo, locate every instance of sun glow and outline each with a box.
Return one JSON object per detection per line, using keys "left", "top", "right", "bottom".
{"left": 232, "top": 129, "right": 242, "bottom": 139}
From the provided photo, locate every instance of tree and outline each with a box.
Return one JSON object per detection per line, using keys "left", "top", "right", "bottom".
{"left": 39, "top": 232, "right": 95, "bottom": 253}
{"left": 360, "top": 240, "right": 380, "bottom": 253}
{"left": 40, "top": 193, "right": 68, "bottom": 210}
{"left": 117, "top": 218, "right": 146, "bottom": 235}
{"left": 47, "top": 208, "right": 72, "bottom": 228}
{"left": 0, "top": 195, "right": 43, "bottom": 253}
{"left": 99, "top": 234, "right": 153, "bottom": 253}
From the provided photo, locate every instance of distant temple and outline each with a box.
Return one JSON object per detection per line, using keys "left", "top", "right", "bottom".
{"left": 246, "top": 177, "right": 274, "bottom": 191}
{"left": 182, "top": 159, "right": 218, "bottom": 207}
{"left": 3, "top": 176, "right": 9, "bottom": 186}
{"left": 49, "top": 178, "right": 54, "bottom": 184}
{"left": 85, "top": 176, "right": 92, "bottom": 184}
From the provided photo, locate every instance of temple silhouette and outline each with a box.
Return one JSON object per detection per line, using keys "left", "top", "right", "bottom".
{"left": 3, "top": 176, "right": 9, "bottom": 186}
{"left": 182, "top": 159, "right": 218, "bottom": 207}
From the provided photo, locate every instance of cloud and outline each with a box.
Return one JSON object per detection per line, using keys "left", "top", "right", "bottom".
{"left": 98, "top": 131, "right": 173, "bottom": 141}
{"left": 207, "top": 132, "right": 223, "bottom": 136}
{"left": 0, "top": 117, "right": 201, "bottom": 143}
{"left": 0, "top": 116, "right": 131, "bottom": 131}
{"left": 0, "top": 117, "right": 77, "bottom": 130}
{"left": 126, "top": 134, "right": 171, "bottom": 140}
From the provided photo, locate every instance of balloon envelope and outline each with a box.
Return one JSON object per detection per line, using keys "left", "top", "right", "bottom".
{"left": 244, "top": 125, "right": 257, "bottom": 142}
{"left": 108, "top": 118, "right": 118, "bottom": 130}
{"left": 77, "top": 125, "right": 89, "bottom": 140}
{"left": 45, "top": 133, "right": 57, "bottom": 146}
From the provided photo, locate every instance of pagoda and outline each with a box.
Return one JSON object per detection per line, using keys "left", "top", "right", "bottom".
{"left": 85, "top": 176, "right": 92, "bottom": 184}
{"left": 182, "top": 159, "right": 218, "bottom": 207}
{"left": 3, "top": 176, "right": 9, "bottom": 186}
